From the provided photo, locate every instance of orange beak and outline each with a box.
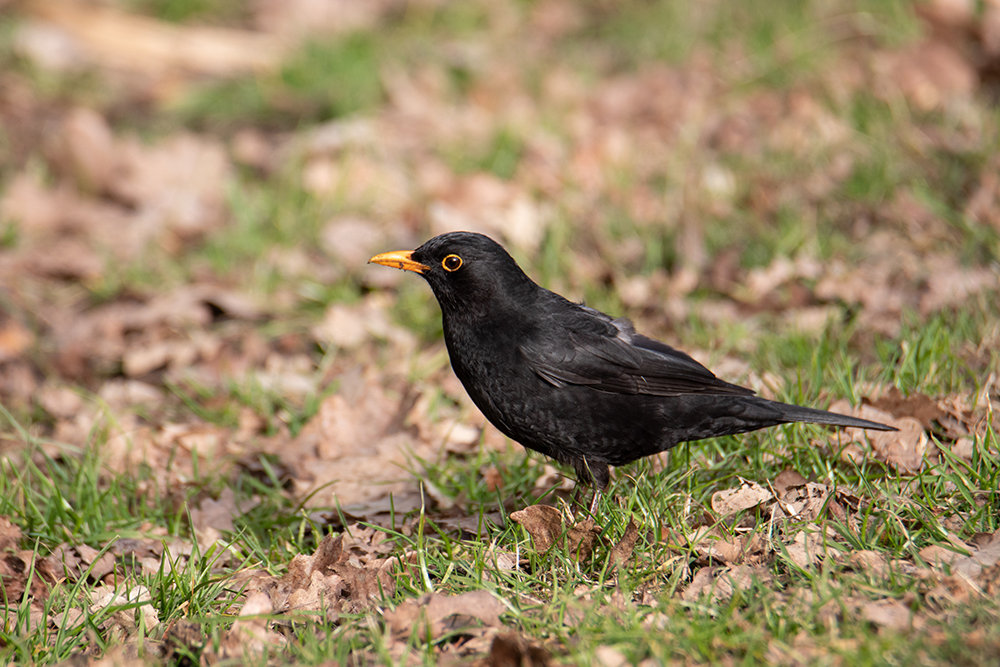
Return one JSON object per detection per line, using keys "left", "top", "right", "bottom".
{"left": 368, "top": 250, "right": 430, "bottom": 274}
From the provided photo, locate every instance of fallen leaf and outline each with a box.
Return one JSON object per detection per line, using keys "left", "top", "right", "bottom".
{"left": 950, "top": 529, "right": 1000, "bottom": 579}
{"left": 874, "top": 39, "right": 977, "bottom": 111}
{"left": 205, "top": 591, "right": 285, "bottom": 664}
{"left": 771, "top": 469, "right": 808, "bottom": 498}
{"left": 510, "top": 505, "right": 563, "bottom": 553}
{"left": 611, "top": 519, "right": 639, "bottom": 568}
{"left": 831, "top": 402, "right": 930, "bottom": 473}
{"left": 777, "top": 482, "right": 831, "bottom": 522}
{"left": 321, "top": 215, "right": 387, "bottom": 271}
{"left": 36, "top": 384, "right": 84, "bottom": 419}
{"left": 868, "top": 387, "right": 945, "bottom": 430}
{"left": 487, "top": 632, "right": 550, "bottom": 667}
{"left": 263, "top": 532, "right": 397, "bottom": 616}
{"left": 713, "top": 564, "right": 772, "bottom": 601}
{"left": 0, "top": 316, "right": 33, "bottom": 362}
{"left": 22, "top": 0, "right": 284, "bottom": 79}
{"left": 385, "top": 589, "right": 506, "bottom": 639}
{"left": 567, "top": 518, "right": 600, "bottom": 561}
{"left": 90, "top": 583, "right": 160, "bottom": 639}
{"left": 253, "top": 0, "right": 397, "bottom": 38}
{"left": 848, "top": 550, "right": 890, "bottom": 578}
{"left": 283, "top": 376, "right": 432, "bottom": 507}
{"left": 682, "top": 564, "right": 770, "bottom": 602}
{"left": 0, "top": 516, "right": 21, "bottom": 553}
{"left": 190, "top": 487, "right": 240, "bottom": 537}
{"left": 784, "top": 526, "right": 841, "bottom": 569}
{"left": 712, "top": 480, "right": 773, "bottom": 516}
{"left": 861, "top": 599, "right": 914, "bottom": 632}
{"left": 677, "top": 526, "right": 746, "bottom": 564}
{"left": 593, "top": 645, "right": 629, "bottom": 667}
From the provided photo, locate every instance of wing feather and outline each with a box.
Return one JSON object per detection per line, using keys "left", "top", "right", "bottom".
{"left": 521, "top": 306, "right": 754, "bottom": 397}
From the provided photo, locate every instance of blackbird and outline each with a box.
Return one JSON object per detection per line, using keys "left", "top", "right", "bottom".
{"left": 369, "top": 232, "right": 894, "bottom": 505}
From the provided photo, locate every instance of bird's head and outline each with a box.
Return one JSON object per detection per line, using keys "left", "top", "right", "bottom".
{"left": 368, "top": 231, "right": 537, "bottom": 315}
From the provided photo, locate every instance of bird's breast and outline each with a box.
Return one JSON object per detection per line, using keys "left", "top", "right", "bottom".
{"left": 442, "top": 316, "right": 540, "bottom": 422}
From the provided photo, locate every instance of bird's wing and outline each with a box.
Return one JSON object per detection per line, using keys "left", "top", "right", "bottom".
{"left": 521, "top": 307, "right": 754, "bottom": 397}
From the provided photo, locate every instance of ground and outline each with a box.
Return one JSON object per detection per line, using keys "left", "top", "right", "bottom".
{"left": 0, "top": 0, "right": 999, "bottom": 665}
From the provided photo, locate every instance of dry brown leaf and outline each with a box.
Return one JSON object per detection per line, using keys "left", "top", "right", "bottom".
{"left": 161, "top": 619, "right": 206, "bottom": 664}
{"left": 320, "top": 215, "right": 387, "bottom": 271}
{"left": 861, "top": 599, "right": 916, "bottom": 632}
{"left": 483, "top": 465, "right": 504, "bottom": 491}
{"left": 385, "top": 589, "right": 506, "bottom": 639}
{"left": 926, "top": 573, "right": 979, "bottom": 606}
{"left": 24, "top": 238, "right": 104, "bottom": 281}
{"left": 0, "top": 316, "right": 33, "bottom": 363}
{"left": 52, "top": 107, "right": 116, "bottom": 194}
{"left": 830, "top": 402, "right": 931, "bottom": 474}
{"left": 204, "top": 592, "right": 285, "bottom": 665}
{"left": 302, "top": 150, "right": 411, "bottom": 216}
{"left": 90, "top": 584, "right": 160, "bottom": 640}
{"left": 427, "top": 173, "right": 551, "bottom": 252}
{"left": 533, "top": 464, "right": 576, "bottom": 494}
{"left": 874, "top": 39, "right": 977, "bottom": 111}
{"left": 480, "top": 546, "right": 522, "bottom": 574}
{"left": 311, "top": 295, "right": 415, "bottom": 351}
{"left": 2, "top": 548, "right": 56, "bottom": 605}
{"left": 777, "top": 482, "right": 831, "bottom": 522}
{"left": 0, "top": 359, "right": 38, "bottom": 408}
{"left": 22, "top": 0, "right": 284, "bottom": 78}
{"left": 510, "top": 505, "right": 563, "bottom": 553}
{"left": 567, "top": 518, "right": 600, "bottom": 561}
{"left": 785, "top": 525, "right": 842, "bottom": 569}
{"left": 263, "top": 532, "right": 398, "bottom": 616}
{"left": 281, "top": 376, "right": 435, "bottom": 507}
{"left": 680, "top": 526, "right": 746, "bottom": 564}
{"left": 487, "top": 631, "right": 550, "bottom": 667}
{"left": 682, "top": 564, "right": 770, "bottom": 602}
{"left": 593, "top": 645, "right": 630, "bottom": 667}
{"left": 711, "top": 480, "right": 773, "bottom": 516}
{"left": 682, "top": 568, "right": 716, "bottom": 604}
{"left": 919, "top": 256, "right": 999, "bottom": 315}
{"left": 611, "top": 519, "right": 639, "bottom": 568}
{"left": 965, "top": 156, "right": 1000, "bottom": 233}
{"left": 848, "top": 550, "right": 891, "bottom": 578}
{"left": 253, "top": 0, "right": 399, "bottom": 39}
{"left": 713, "top": 564, "right": 772, "bottom": 601}
{"left": 771, "top": 469, "right": 808, "bottom": 498}
{"left": 869, "top": 387, "right": 945, "bottom": 430}
{"left": 947, "top": 529, "right": 1000, "bottom": 579}
{"left": 36, "top": 384, "right": 83, "bottom": 420}
{"left": 112, "top": 133, "right": 231, "bottom": 244}
{"left": 867, "top": 418, "right": 930, "bottom": 473}
{"left": 0, "top": 516, "right": 21, "bottom": 553}
{"left": 190, "top": 487, "right": 240, "bottom": 537}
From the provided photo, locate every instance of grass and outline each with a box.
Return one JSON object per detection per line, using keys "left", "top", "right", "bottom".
{"left": 0, "top": 422, "right": 1000, "bottom": 664}
{"left": 3, "top": 309, "right": 998, "bottom": 663}
{"left": 2, "top": 0, "right": 1000, "bottom": 664}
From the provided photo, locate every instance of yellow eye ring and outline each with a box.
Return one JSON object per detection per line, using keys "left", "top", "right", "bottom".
{"left": 442, "top": 254, "right": 463, "bottom": 272}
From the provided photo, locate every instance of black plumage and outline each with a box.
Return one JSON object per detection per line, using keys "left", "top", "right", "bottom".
{"left": 369, "top": 231, "right": 894, "bottom": 494}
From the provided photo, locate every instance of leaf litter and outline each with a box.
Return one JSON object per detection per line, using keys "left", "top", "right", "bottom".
{"left": 1, "top": 0, "right": 999, "bottom": 664}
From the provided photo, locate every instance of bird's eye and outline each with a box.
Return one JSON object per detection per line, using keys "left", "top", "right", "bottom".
{"left": 442, "top": 254, "right": 463, "bottom": 272}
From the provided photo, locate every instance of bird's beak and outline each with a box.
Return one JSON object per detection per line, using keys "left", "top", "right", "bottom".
{"left": 368, "top": 250, "right": 430, "bottom": 274}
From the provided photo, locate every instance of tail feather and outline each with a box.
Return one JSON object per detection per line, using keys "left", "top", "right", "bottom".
{"left": 770, "top": 401, "right": 896, "bottom": 432}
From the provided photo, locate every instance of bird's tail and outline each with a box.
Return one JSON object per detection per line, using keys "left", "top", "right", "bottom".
{"left": 767, "top": 400, "right": 896, "bottom": 431}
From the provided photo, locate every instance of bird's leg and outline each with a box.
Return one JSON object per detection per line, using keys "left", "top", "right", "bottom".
{"left": 588, "top": 487, "right": 603, "bottom": 515}
{"left": 573, "top": 458, "right": 610, "bottom": 517}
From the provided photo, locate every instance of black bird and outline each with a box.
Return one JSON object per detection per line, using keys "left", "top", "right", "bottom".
{"left": 369, "top": 232, "right": 894, "bottom": 506}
